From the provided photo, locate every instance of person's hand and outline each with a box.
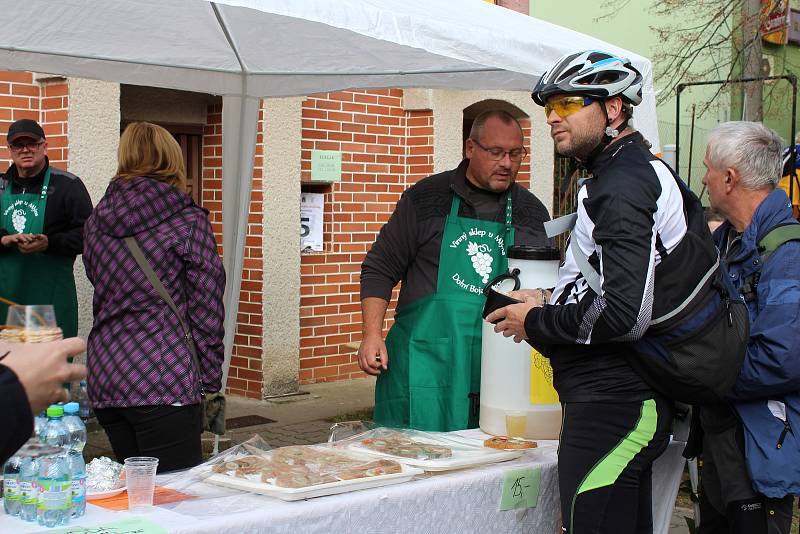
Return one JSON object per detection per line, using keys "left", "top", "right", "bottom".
{"left": 508, "top": 288, "right": 551, "bottom": 307}
{"left": 357, "top": 334, "right": 388, "bottom": 376}
{"left": 1, "top": 233, "right": 30, "bottom": 249}
{"left": 486, "top": 300, "right": 538, "bottom": 343}
{"left": 1, "top": 337, "right": 87, "bottom": 414}
{"left": 17, "top": 234, "right": 48, "bottom": 254}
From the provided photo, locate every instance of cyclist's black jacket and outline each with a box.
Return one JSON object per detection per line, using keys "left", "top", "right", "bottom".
{"left": 525, "top": 132, "right": 698, "bottom": 403}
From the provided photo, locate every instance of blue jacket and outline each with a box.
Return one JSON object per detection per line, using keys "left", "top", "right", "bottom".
{"left": 715, "top": 188, "right": 800, "bottom": 498}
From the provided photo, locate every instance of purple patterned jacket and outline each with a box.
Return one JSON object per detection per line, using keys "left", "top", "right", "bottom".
{"left": 83, "top": 176, "right": 225, "bottom": 408}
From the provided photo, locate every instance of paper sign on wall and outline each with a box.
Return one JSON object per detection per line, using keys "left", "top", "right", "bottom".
{"left": 499, "top": 467, "right": 541, "bottom": 511}
{"left": 301, "top": 192, "right": 324, "bottom": 252}
{"left": 311, "top": 150, "right": 342, "bottom": 182}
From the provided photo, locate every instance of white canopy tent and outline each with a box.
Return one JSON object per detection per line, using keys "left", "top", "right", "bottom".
{"left": 0, "top": 0, "right": 661, "bottom": 392}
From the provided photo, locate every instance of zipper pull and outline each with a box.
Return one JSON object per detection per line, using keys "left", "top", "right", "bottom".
{"left": 725, "top": 297, "right": 733, "bottom": 327}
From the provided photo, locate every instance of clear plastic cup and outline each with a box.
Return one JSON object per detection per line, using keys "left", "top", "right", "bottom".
{"left": 505, "top": 411, "right": 528, "bottom": 438}
{"left": 124, "top": 457, "right": 159, "bottom": 513}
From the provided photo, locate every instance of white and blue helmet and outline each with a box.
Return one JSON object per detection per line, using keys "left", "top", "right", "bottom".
{"left": 532, "top": 50, "right": 643, "bottom": 107}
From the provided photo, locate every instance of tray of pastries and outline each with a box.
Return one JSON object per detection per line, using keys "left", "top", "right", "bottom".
{"left": 202, "top": 445, "right": 423, "bottom": 500}
{"left": 345, "top": 430, "right": 526, "bottom": 472}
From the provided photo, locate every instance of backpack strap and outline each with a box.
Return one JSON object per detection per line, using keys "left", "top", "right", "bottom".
{"left": 740, "top": 223, "right": 800, "bottom": 302}
{"left": 544, "top": 213, "right": 603, "bottom": 295}
{"left": 757, "top": 223, "right": 800, "bottom": 260}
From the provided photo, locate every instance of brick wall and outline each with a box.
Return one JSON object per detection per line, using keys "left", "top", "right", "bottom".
{"left": 0, "top": 74, "right": 69, "bottom": 169}
{"left": 295, "top": 89, "right": 415, "bottom": 384}
{"left": 201, "top": 100, "right": 267, "bottom": 399}
{"left": 0, "top": 72, "right": 40, "bottom": 165}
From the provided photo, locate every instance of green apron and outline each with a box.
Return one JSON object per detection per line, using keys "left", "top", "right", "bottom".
{"left": 0, "top": 168, "right": 78, "bottom": 337}
{"left": 375, "top": 193, "right": 514, "bottom": 431}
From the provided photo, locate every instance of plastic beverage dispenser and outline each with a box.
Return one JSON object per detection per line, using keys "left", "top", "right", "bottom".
{"left": 480, "top": 245, "right": 562, "bottom": 439}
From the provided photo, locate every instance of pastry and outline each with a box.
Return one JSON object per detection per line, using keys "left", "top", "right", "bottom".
{"left": 483, "top": 436, "right": 538, "bottom": 450}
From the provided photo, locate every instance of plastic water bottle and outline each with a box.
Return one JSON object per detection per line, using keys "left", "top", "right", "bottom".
{"left": 19, "top": 451, "right": 41, "bottom": 522}
{"left": 64, "top": 451, "right": 85, "bottom": 519}
{"left": 63, "top": 403, "right": 87, "bottom": 452}
{"left": 37, "top": 447, "right": 70, "bottom": 527}
{"left": 63, "top": 403, "right": 86, "bottom": 518}
{"left": 75, "top": 381, "right": 91, "bottom": 420}
{"left": 41, "top": 405, "right": 69, "bottom": 448}
{"left": 2, "top": 452, "right": 22, "bottom": 516}
{"left": 34, "top": 411, "right": 48, "bottom": 441}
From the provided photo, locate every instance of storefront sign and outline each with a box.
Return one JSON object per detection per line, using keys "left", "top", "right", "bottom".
{"left": 311, "top": 150, "right": 342, "bottom": 182}
{"left": 762, "top": 0, "right": 790, "bottom": 45}
{"left": 301, "top": 192, "right": 324, "bottom": 252}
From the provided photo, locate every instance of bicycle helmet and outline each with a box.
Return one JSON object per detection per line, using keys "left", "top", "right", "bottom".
{"left": 531, "top": 50, "right": 643, "bottom": 107}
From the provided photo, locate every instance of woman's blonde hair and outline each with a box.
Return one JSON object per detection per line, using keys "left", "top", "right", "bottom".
{"left": 115, "top": 122, "right": 187, "bottom": 192}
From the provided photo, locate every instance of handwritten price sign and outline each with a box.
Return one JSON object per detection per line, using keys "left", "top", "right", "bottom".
{"left": 499, "top": 467, "right": 541, "bottom": 511}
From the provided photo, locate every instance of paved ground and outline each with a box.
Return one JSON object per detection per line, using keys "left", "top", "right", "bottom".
{"left": 84, "top": 376, "right": 693, "bottom": 533}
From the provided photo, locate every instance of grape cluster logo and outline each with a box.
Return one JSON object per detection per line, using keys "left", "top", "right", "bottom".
{"left": 12, "top": 209, "right": 27, "bottom": 233}
{"left": 467, "top": 242, "right": 493, "bottom": 284}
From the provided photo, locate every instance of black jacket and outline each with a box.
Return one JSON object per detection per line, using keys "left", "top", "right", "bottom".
{"left": 0, "top": 158, "right": 93, "bottom": 257}
{"left": 361, "top": 160, "right": 551, "bottom": 310}
{"left": 0, "top": 365, "right": 33, "bottom": 464}
{"left": 525, "top": 132, "right": 697, "bottom": 402}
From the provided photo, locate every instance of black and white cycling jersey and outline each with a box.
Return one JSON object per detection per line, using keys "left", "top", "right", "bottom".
{"left": 526, "top": 132, "right": 703, "bottom": 402}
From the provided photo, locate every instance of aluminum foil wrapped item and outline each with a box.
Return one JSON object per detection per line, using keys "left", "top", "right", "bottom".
{"left": 86, "top": 456, "right": 124, "bottom": 491}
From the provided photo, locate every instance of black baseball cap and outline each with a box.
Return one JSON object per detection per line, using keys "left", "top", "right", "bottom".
{"left": 7, "top": 119, "right": 45, "bottom": 143}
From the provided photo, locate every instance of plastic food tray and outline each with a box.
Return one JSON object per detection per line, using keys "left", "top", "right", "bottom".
{"left": 202, "top": 462, "right": 423, "bottom": 501}
{"left": 347, "top": 436, "right": 525, "bottom": 472}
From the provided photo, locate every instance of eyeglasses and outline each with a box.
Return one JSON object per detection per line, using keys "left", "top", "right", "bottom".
{"left": 471, "top": 139, "right": 527, "bottom": 162}
{"left": 8, "top": 140, "right": 44, "bottom": 153}
{"left": 544, "top": 96, "right": 595, "bottom": 119}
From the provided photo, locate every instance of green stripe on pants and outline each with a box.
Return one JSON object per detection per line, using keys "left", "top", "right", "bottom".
{"left": 570, "top": 398, "right": 658, "bottom": 531}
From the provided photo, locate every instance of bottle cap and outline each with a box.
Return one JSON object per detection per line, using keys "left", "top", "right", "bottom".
{"left": 63, "top": 402, "right": 80, "bottom": 415}
{"left": 46, "top": 405, "right": 64, "bottom": 418}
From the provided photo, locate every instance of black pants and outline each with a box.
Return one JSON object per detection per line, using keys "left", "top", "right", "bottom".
{"left": 558, "top": 397, "right": 673, "bottom": 534}
{"left": 95, "top": 404, "right": 203, "bottom": 473}
{"left": 698, "top": 404, "right": 794, "bottom": 534}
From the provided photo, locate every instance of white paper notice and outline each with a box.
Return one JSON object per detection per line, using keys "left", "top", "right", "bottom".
{"left": 301, "top": 192, "right": 324, "bottom": 252}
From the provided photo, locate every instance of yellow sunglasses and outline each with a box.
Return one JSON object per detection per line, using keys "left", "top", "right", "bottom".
{"left": 544, "top": 96, "right": 595, "bottom": 118}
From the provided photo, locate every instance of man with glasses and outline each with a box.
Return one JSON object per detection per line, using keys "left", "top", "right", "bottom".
{"left": 488, "top": 50, "right": 711, "bottom": 533}
{"left": 1, "top": 119, "right": 93, "bottom": 338}
{"left": 358, "top": 109, "right": 550, "bottom": 431}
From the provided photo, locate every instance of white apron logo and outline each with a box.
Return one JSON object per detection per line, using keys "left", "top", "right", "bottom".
{"left": 467, "top": 242, "right": 493, "bottom": 284}
{"left": 3, "top": 199, "right": 39, "bottom": 234}
{"left": 12, "top": 209, "right": 27, "bottom": 233}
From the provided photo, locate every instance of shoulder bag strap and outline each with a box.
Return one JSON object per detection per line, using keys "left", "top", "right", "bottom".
{"left": 123, "top": 236, "right": 204, "bottom": 391}
{"left": 543, "top": 212, "right": 603, "bottom": 295}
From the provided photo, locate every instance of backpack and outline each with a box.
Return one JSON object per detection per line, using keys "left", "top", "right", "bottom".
{"left": 546, "top": 172, "right": 749, "bottom": 405}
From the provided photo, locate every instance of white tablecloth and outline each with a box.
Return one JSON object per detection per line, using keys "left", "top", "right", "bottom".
{"left": 1, "top": 431, "right": 685, "bottom": 534}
